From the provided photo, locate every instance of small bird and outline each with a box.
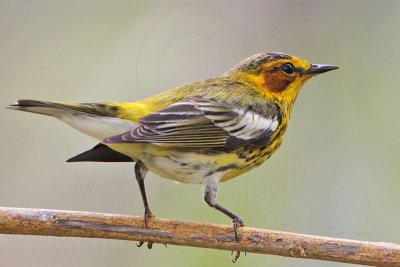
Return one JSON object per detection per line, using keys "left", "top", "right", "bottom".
{"left": 8, "top": 52, "right": 337, "bottom": 259}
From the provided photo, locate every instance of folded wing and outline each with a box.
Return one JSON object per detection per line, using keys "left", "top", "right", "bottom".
{"left": 103, "top": 97, "right": 282, "bottom": 149}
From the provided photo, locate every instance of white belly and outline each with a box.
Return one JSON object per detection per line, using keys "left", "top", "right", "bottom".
{"left": 139, "top": 152, "right": 214, "bottom": 184}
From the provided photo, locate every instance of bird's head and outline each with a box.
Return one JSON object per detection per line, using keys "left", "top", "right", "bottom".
{"left": 224, "top": 52, "right": 338, "bottom": 107}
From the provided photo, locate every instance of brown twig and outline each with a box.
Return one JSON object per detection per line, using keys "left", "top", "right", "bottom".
{"left": 0, "top": 207, "right": 399, "bottom": 266}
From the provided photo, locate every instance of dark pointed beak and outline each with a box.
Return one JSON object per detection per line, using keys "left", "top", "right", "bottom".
{"left": 302, "top": 64, "right": 339, "bottom": 75}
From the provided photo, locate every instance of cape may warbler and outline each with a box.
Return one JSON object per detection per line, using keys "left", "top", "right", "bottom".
{"left": 8, "top": 52, "right": 337, "bottom": 248}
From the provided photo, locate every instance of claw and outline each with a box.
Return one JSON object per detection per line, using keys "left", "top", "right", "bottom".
{"left": 136, "top": 241, "right": 153, "bottom": 249}
{"left": 231, "top": 217, "right": 245, "bottom": 262}
{"left": 231, "top": 250, "right": 240, "bottom": 263}
{"left": 232, "top": 217, "right": 245, "bottom": 242}
{"left": 136, "top": 208, "right": 154, "bottom": 248}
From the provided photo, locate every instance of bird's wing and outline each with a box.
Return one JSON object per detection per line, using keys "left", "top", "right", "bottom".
{"left": 103, "top": 97, "right": 282, "bottom": 148}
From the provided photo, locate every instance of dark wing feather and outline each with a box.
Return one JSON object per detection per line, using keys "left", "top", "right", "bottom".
{"left": 66, "top": 143, "right": 133, "bottom": 162}
{"left": 103, "top": 97, "right": 281, "bottom": 148}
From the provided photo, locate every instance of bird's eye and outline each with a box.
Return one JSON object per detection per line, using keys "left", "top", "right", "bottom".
{"left": 281, "top": 63, "right": 295, "bottom": 75}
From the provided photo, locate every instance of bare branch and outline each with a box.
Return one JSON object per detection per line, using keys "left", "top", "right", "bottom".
{"left": 0, "top": 207, "right": 399, "bottom": 266}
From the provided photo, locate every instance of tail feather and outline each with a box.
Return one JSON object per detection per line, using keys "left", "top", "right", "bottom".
{"left": 7, "top": 99, "right": 69, "bottom": 117}
{"left": 7, "top": 99, "right": 137, "bottom": 140}
{"left": 10, "top": 99, "right": 54, "bottom": 107}
{"left": 7, "top": 99, "right": 120, "bottom": 117}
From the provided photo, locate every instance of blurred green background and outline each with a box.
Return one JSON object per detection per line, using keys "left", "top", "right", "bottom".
{"left": 1, "top": 1, "right": 399, "bottom": 266}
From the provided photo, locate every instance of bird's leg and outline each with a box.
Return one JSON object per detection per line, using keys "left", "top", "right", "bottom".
{"left": 213, "top": 204, "right": 245, "bottom": 240}
{"left": 135, "top": 161, "right": 153, "bottom": 225}
{"left": 134, "top": 161, "right": 154, "bottom": 249}
{"left": 204, "top": 175, "right": 244, "bottom": 262}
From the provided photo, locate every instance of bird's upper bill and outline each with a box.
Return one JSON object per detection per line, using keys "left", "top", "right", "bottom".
{"left": 302, "top": 64, "right": 339, "bottom": 75}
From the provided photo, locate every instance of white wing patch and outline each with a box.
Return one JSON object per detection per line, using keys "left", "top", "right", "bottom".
{"left": 197, "top": 104, "right": 280, "bottom": 142}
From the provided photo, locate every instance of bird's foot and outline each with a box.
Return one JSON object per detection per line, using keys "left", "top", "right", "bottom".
{"left": 136, "top": 207, "right": 155, "bottom": 249}
{"left": 232, "top": 217, "right": 244, "bottom": 242}
{"left": 137, "top": 241, "right": 154, "bottom": 249}
{"left": 143, "top": 206, "right": 154, "bottom": 227}
{"left": 231, "top": 217, "right": 245, "bottom": 263}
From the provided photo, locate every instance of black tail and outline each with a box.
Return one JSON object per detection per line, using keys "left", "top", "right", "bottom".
{"left": 66, "top": 143, "right": 133, "bottom": 163}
